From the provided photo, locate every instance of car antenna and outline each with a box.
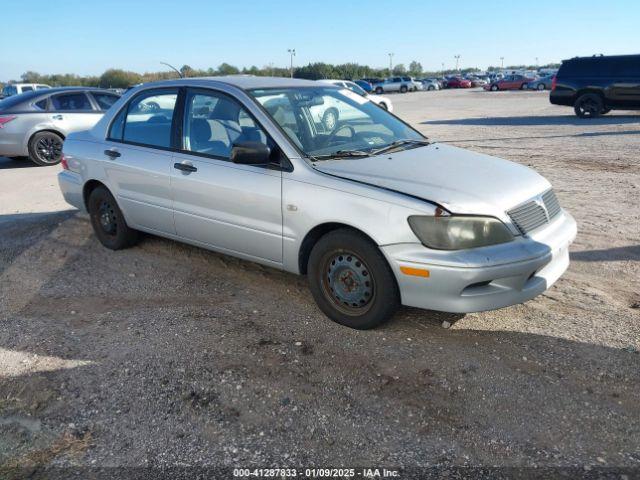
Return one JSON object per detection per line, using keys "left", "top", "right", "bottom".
{"left": 160, "top": 62, "right": 184, "bottom": 79}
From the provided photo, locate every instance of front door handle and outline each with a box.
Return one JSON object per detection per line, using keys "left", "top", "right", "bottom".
{"left": 52, "top": 114, "right": 64, "bottom": 120}
{"left": 174, "top": 162, "right": 197, "bottom": 173}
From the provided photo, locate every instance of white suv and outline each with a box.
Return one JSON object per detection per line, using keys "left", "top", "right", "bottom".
{"left": 1, "top": 83, "right": 51, "bottom": 98}
{"left": 373, "top": 77, "right": 421, "bottom": 94}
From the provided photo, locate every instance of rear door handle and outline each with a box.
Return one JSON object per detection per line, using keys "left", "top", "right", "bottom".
{"left": 104, "top": 149, "right": 121, "bottom": 159}
{"left": 174, "top": 162, "right": 197, "bottom": 173}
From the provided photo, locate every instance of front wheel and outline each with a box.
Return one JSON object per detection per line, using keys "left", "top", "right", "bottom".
{"left": 375, "top": 87, "right": 383, "bottom": 94}
{"left": 88, "top": 186, "right": 139, "bottom": 250}
{"left": 308, "top": 229, "right": 400, "bottom": 329}
{"left": 322, "top": 108, "right": 338, "bottom": 131}
{"left": 537, "top": 83, "right": 545, "bottom": 91}
{"left": 28, "top": 131, "right": 64, "bottom": 166}
{"left": 378, "top": 102, "right": 388, "bottom": 110}
{"left": 490, "top": 84, "right": 499, "bottom": 91}
{"left": 428, "top": 85, "right": 435, "bottom": 91}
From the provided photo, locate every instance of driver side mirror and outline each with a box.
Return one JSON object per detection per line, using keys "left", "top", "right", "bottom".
{"left": 230, "top": 141, "right": 271, "bottom": 165}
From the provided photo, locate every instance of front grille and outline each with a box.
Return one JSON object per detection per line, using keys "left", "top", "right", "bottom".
{"left": 508, "top": 189, "right": 562, "bottom": 235}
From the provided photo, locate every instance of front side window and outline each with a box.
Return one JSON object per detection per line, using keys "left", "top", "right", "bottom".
{"left": 250, "top": 87, "right": 424, "bottom": 159}
{"left": 51, "top": 93, "right": 93, "bottom": 111}
{"left": 121, "top": 90, "right": 177, "bottom": 148}
{"left": 182, "top": 90, "right": 268, "bottom": 159}
{"left": 92, "top": 92, "right": 119, "bottom": 110}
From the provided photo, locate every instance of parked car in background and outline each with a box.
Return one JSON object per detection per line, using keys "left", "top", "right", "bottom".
{"left": 58, "top": 76, "right": 576, "bottom": 329}
{"left": 1, "top": 83, "right": 51, "bottom": 98}
{"left": 467, "top": 76, "right": 488, "bottom": 87}
{"left": 373, "top": 77, "right": 421, "bottom": 94}
{"left": 419, "top": 79, "right": 440, "bottom": 91}
{"left": 0, "top": 87, "right": 120, "bottom": 165}
{"left": 484, "top": 74, "right": 534, "bottom": 91}
{"left": 550, "top": 54, "right": 640, "bottom": 118}
{"left": 318, "top": 80, "right": 393, "bottom": 113}
{"left": 354, "top": 80, "right": 373, "bottom": 92}
{"left": 526, "top": 75, "right": 554, "bottom": 91}
{"left": 445, "top": 77, "right": 472, "bottom": 88}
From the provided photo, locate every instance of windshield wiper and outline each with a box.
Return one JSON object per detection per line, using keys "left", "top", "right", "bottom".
{"left": 308, "top": 150, "right": 371, "bottom": 161}
{"left": 369, "top": 138, "right": 431, "bottom": 155}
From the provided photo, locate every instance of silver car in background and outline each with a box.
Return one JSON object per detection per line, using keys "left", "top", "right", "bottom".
{"left": 373, "top": 76, "right": 422, "bottom": 94}
{"left": 58, "top": 77, "right": 576, "bottom": 330}
{"left": 0, "top": 87, "right": 120, "bottom": 165}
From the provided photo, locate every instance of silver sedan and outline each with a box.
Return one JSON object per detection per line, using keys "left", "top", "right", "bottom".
{"left": 58, "top": 77, "right": 576, "bottom": 329}
{"left": 0, "top": 87, "right": 119, "bottom": 165}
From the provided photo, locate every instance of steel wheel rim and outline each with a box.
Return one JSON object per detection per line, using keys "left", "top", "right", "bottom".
{"left": 97, "top": 200, "right": 118, "bottom": 236}
{"left": 36, "top": 136, "right": 62, "bottom": 164}
{"left": 579, "top": 98, "right": 598, "bottom": 116}
{"left": 320, "top": 250, "right": 375, "bottom": 315}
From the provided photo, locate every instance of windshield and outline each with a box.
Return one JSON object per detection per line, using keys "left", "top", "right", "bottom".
{"left": 250, "top": 87, "right": 424, "bottom": 158}
{"left": 2, "top": 86, "right": 18, "bottom": 97}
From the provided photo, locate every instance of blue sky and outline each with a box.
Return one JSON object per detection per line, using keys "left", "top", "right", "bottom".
{"left": 1, "top": 0, "right": 638, "bottom": 81}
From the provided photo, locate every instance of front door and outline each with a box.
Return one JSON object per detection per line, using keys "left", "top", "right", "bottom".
{"left": 170, "top": 88, "right": 283, "bottom": 265}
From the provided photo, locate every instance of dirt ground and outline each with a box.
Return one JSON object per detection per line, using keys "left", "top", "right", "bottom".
{"left": 0, "top": 88, "right": 639, "bottom": 478}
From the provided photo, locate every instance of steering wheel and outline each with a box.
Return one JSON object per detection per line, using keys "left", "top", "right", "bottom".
{"left": 326, "top": 124, "right": 356, "bottom": 146}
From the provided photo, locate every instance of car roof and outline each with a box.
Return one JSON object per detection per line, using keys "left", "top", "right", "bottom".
{"left": 0, "top": 87, "right": 118, "bottom": 110}
{"left": 135, "top": 76, "right": 323, "bottom": 91}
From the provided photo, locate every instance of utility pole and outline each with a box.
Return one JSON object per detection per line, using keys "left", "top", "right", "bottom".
{"left": 535, "top": 57, "right": 539, "bottom": 67}
{"left": 441, "top": 62, "right": 445, "bottom": 75}
{"left": 500, "top": 57, "right": 504, "bottom": 69}
{"left": 287, "top": 49, "right": 296, "bottom": 78}
{"left": 160, "top": 62, "right": 183, "bottom": 78}
{"left": 454, "top": 55, "right": 461, "bottom": 72}
{"left": 388, "top": 53, "right": 394, "bottom": 74}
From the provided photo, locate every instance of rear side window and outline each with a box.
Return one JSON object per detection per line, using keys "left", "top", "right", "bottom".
{"left": 117, "top": 89, "right": 178, "bottom": 148}
{"left": 51, "top": 93, "right": 93, "bottom": 111}
{"left": 21, "top": 86, "right": 34, "bottom": 92}
{"left": 91, "top": 92, "right": 119, "bottom": 110}
{"left": 34, "top": 99, "right": 48, "bottom": 110}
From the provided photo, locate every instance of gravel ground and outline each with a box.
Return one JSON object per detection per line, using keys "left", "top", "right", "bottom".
{"left": 0, "top": 89, "right": 639, "bottom": 478}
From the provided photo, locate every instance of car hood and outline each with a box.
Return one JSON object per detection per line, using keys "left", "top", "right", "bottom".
{"left": 312, "top": 143, "right": 550, "bottom": 219}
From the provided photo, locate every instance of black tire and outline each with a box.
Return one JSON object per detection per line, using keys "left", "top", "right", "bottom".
{"left": 307, "top": 229, "right": 400, "bottom": 329}
{"left": 574, "top": 93, "right": 603, "bottom": 118}
{"left": 428, "top": 85, "right": 435, "bottom": 91}
{"left": 490, "top": 84, "right": 499, "bottom": 91}
{"left": 601, "top": 108, "right": 611, "bottom": 115}
{"left": 400, "top": 85, "right": 408, "bottom": 93}
{"left": 87, "top": 186, "right": 139, "bottom": 250}
{"left": 537, "top": 83, "right": 545, "bottom": 91}
{"left": 520, "top": 83, "right": 527, "bottom": 90}
{"left": 322, "top": 108, "right": 339, "bottom": 131}
{"left": 28, "top": 131, "right": 64, "bottom": 166}
{"left": 375, "top": 87, "right": 384, "bottom": 94}
{"left": 378, "top": 102, "right": 388, "bottom": 110}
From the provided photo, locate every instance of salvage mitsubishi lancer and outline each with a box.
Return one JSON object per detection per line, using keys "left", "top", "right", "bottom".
{"left": 57, "top": 76, "right": 577, "bottom": 329}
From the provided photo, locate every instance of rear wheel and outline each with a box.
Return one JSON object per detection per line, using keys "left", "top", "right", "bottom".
{"left": 322, "top": 108, "right": 339, "bottom": 131}
{"left": 537, "top": 83, "right": 545, "bottom": 91}
{"left": 428, "top": 85, "right": 435, "bottom": 91}
{"left": 375, "top": 87, "right": 384, "bottom": 94}
{"left": 574, "top": 93, "right": 603, "bottom": 118}
{"left": 400, "top": 85, "right": 408, "bottom": 93}
{"left": 87, "top": 186, "right": 139, "bottom": 250}
{"left": 490, "top": 84, "right": 499, "bottom": 91}
{"left": 308, "top": 229, "right": 400, "bottom": 329}
{"left": 28, "top": 131, "right": 63, "bottom": 166}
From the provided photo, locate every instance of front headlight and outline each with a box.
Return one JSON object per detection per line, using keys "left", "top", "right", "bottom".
{"left": 408, "top": 215, "right": 514, "bottom": 250}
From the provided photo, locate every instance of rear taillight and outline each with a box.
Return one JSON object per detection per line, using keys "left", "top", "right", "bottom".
{"left": 0, "top": 116, "right": 17, "bottom": 129}
{"left": 60, "top": 155, "right": 69, "bottom": 170}
{"left": 551, "top": 76, "right": 557, "bottom": 91}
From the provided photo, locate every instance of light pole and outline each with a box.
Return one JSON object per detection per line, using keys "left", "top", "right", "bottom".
{"left": 388, "top": 53, "right": 394, "bottom": 74}
{"left": 500, "top": 57, "right": 504, "bottom": 69}
{"left": 160, "top": 62, "right": 183, "bottom": 78}
{"left": 287, "top": 49, "right": 296, "bottom": 78}
{"left": 454, "top": 55, "right": 461, "bottom": 72}
{"left": 535, "top": 57, "right": 539, "bottom": 67}
{"left": 441, "top": 62, "right": 445, "bottom": 75}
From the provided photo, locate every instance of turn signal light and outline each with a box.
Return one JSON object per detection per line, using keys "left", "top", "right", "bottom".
{"left": 400, "top": 266, "right": 430, "bottom": 278}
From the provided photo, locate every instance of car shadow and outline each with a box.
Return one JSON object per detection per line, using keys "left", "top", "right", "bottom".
{"left": 423, "top": 115, "right": 640, "bottom": 127}
{"left": 571, "top": 245, "right": 640, "bottom": 262}
{"left": 0, "top": 156, "right": 37, "bottom": 169}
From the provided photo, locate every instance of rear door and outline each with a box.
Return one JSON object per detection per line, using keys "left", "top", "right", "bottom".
{"left": 48, "top": 91, "right": 103, "bottom": 135}
{"left": 170, "top": 88, "right": 283, "bottom": 265}
{"left": 608, "top": 57, "right": 640, "bottom": 106}
{"left": 100, "top": 88, "right": 178, "bottom": 235}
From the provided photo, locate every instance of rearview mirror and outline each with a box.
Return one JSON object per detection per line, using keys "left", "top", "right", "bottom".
{"left": 230, "top": 141, "right": 271, "bottom": 165}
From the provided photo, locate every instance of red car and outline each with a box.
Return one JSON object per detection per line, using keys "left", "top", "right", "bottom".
{"left": 446, "top": 77, "right": 472, "bottom": 88}
{"left": 484, "top": 74, "right": 535, "bottom": 91}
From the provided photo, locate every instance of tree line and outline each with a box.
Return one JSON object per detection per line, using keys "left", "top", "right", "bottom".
{"left": 1, "top": 61, "right": 559, "bottom": 90}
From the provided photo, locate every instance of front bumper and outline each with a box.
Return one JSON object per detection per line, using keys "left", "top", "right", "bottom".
{"left": 382, "top": 210, "right": 577, "bottom": 313}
